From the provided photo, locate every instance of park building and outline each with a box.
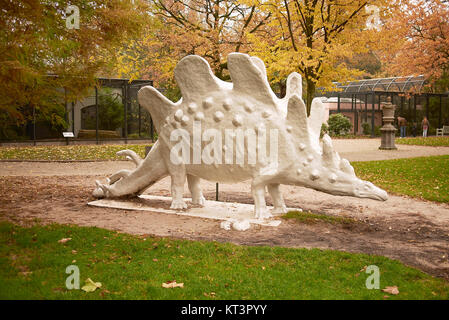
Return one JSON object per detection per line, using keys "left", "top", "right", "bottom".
{"left": 318, "top": 75, "right": 449, "bottom": 137}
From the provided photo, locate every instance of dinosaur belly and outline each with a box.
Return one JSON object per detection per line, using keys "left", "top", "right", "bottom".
{"left": 186, "top": 164, "right": 252, "bottom": 183}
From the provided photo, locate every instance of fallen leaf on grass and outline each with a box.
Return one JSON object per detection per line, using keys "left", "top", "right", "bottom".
{"left": 382, "top": 286, "right": 399, "bottom": 295}
{"left": 81, "top": 278, "right": 102, "bottom": 292}
{"left": 203, "top": 292, "right": 216, "bottom": 297}
{"left": 162, "top": 281, "right": 184, "bottom": 288}
{"left": 58, "top": 238, "right": 72, "bottom": 244}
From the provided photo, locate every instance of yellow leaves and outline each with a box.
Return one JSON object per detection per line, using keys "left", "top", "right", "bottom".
{"left": 81, "top": 278, "right": 102, "bottom": 292}
{"left": 58, "top": 238, "right": 72, "bottom": 244}
{"left": 203, "top": 292, "right": 216, "bottom": 297}
{"left": 162, "top": 281, "right": 184, "bottom": 289}
{"left": 249, "top": 0, "right": 392, "bottom": 92}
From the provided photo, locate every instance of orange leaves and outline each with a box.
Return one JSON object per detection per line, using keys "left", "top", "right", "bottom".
{"left": 383, "top": 0, "right": 449, "bottom": 85}
{"left": 116, "top": 0, "right": 271, "bottom": 85}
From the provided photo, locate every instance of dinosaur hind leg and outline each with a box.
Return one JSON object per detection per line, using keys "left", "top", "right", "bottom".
{"left": 267, "top": 183, "right": 287, "bottom": 214}
{"left": 187, "top": 174, "right": 205, "bottom": 206}
{"left": 251, "top": 182, "right": 272, "bottom": 220}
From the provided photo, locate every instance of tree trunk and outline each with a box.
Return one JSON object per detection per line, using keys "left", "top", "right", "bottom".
{"left": 279, "top": 81, "right": 286, "bottom": 98}
{"left": 305, "top": 79, "right": 316, "bottom": 115}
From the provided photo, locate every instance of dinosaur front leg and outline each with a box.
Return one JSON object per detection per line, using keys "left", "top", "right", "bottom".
{"left": 93, "top": 140, "right": 167, "bottom": 198}
{"left": 187, "top": 174, "right": 205, "bottom": 206}
{"left": 169, "top": 167, "right": 187, "bottom": 209}
{"left": 267, "top": 183, "right": 287, "bottom": 214}
{"left": 108, "top": 169, "right": 131, "bottom": 185}
{"left": 251, "top": 182, "right": 272, "bottom": 220}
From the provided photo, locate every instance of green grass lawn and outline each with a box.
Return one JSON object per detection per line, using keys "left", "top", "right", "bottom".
{"left": 0, "top": 222, "right": 447, "bottom": 300}
{"left": 0, "top": 144, "right": 149, "bottom": 161}
{"left": 282, "top": 211, "right": 356, "bottom": 225}
{"left": 352, "top": 155, "right": 449, "bottom": 203}
{"left": 396, "top": 136, "right": 449, "bottom": 147}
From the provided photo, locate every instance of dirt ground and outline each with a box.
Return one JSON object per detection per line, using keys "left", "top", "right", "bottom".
{"left": 1, "top": 172, "right": 448, "bottom": 279}
{"left": 1, "top": 139, "right": 449, "bottom": 279}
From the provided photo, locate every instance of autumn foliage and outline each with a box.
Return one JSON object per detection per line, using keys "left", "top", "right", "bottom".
{"left": 0, "top": 0, "right": 149, "bottom": 136}
{"left": 1, "top": 0, "right": 448, "bottom": 138}
{"left": 384, "top": 0, "right": 449, "bottom": 90}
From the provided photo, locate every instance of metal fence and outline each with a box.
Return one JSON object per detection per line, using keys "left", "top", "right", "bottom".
{"left": 319, "top": 76, "right": 449, "bottom": 137}
{"left": 0, "top": 78, "right": 156, "bottom": 145}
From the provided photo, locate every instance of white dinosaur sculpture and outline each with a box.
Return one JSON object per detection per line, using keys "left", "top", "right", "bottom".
{"left": 93, "top": 53, "right": 387, "bottom": 219}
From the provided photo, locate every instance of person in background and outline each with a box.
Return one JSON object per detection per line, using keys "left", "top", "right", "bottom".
{"left": 397, "top": 116, "right": 407, "bottom": 138}
{"left": 422, "top": 116, "right": 429, "bottom": 137}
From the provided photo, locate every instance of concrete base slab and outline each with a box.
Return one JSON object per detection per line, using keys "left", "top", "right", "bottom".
{"left": 87, "top": 195, "right": 300, "bottom": 227}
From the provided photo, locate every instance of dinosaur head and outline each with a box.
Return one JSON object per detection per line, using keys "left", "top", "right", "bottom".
{"left": 287, "top": 155, "right": 387, "bottom": 202}
{"left": 287, "top": 133, "right": 388, "bottom": 201}
{"left": 308, "top": 158, "right": 388, "bottom": 201}
{"left": 284, "top": 93, "right": 388, "bottom": 202}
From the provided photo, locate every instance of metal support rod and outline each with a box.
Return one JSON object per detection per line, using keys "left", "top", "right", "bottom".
{"left": 33, "top": 105, "right": 36, "bottom": 146}
{"left": 95, "top": 86, "right": 99, "bottom": 145}
{"left": 72, "top": 102, "right": 75, "bottom": 136}
{"left": 414, "top": 95, "right": 417, "bottom": 124}
{"left": 365, "top": 94, "right": 368, "bottom": 123}
{"left": 150, "top": 118, "right": 154, "bottom": 141}
{"left": 64, "top": 87, "right": 68, "bottom": 125}
{"left": 138, "top": 100, "right": 141, "bottom": 138}
{"left": 337, "top": 94, "right": 340, "bottom": 113}
{"left": 426, "top": 95, "right": 430, "bottom": 119}
{"left": 378, "top": 93, "right": 381, "bottom": 111}
{"left": 371, "top": 92, "right": 375, "bottom": 137}
{"left": 215, "top": 183, "right": 219, "bottom": 201}
{"left": 439, "top": 95, "right": 442, "bottom": 128}
{"left": 400, "top": 96, "right": 404, "bottom": 115}
{"left": 354, "top": 94, "right": 357, "bottom": 134}
{"left": 408, "top": 96, "right": 411, "bottom": 121}
{"left": 123, "top": 85, "right": 128, "bottom": 143}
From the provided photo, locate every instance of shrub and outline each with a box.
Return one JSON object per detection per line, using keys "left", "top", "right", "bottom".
{"left": 320, "top": 123, "right": 329, "bottom": 138}
{"left": 362, "top": 122, "right": 371, "bottom": 135}
{"left": 328, "top": 114, "right": 352, "bottom": 136}
{"left": 374, "top": 125, "right": 381, "bottom": 137}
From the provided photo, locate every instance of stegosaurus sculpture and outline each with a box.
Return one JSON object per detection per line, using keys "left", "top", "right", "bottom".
{"left": 93, "top": 53, "right": 387, "bottom": 219}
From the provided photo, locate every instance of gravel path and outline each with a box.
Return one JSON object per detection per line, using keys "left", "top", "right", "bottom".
{"left": 1, "top": 138, "right": 449, "bottom": 176}
{"left": 332, "top": 138, "right": 449, "bottom": 161}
